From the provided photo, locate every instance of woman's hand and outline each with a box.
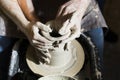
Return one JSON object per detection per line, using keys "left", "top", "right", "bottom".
{"left": 56, "top": 0, "right": 90, "bottom": 43}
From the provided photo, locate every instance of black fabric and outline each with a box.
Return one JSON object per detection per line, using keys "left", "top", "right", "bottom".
{"left": 32, "top": 0, "right": 69, "bottom": 23}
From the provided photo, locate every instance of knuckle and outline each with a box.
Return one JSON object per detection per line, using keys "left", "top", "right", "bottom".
{"left": 31, "top": 40, "right": 36, "bottom": 44}
{"left": 32, "top": 36, "right": 36, "bottom": 40}
{"left": 36, "top": 21, "right": 40, "bottom": 25}
{"left": 66, "top": 6, "right": 71, "bottom": 10}
{"left": 33, "top": 34, "right": 39, "bottom": 40}
{"left": 64, "top": 7, "right": 70, "bottom": 13}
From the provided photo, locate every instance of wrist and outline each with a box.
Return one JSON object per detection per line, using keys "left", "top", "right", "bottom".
{"left": 17, "top": 20, "right": 30, "bottom": 33}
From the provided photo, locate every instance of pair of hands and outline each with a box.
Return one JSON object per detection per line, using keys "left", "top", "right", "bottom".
{"left": 24, "top": 0, "right": 87, "bottom": 64}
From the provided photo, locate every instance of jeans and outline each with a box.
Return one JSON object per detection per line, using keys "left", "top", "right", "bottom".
{"left": 86, "top": 28, "right": 104, "bottom": 63}
{"left": 83, "top": 27, "right": 104, "bottom": 80}
{"left": 0, "top": 36, "right": 16, "bottom": 80}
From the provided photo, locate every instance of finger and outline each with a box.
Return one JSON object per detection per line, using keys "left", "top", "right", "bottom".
{"left": 42, "top": 57, "right": 50, "bottom": 64}
{"left": 37, "top": 55, "right": 50, "bottom": 64}
{"left": 56, "top": 1, "right": 73, "bottom": 17}
{"left": 32, "top": 38, "right": 53, "bottom": 47}
{"left": 35, "top": 49, "right": 51, "bottom": 64}
{"left": 34, "top": 45, "right": 54, "bottom": 50}
{"left": 37, "top": 56, "right": 46, "bottom": 64}
{"left": 69, "top": 11, "right": 81, "bottom": 23}
{"left": 35, "top": 49, "right": 47, "bottom": 64}
{"left": 35, "top": 32, "right": 53, "bottom": 43}
{"left": 63, "top": 12, "right": 79, "bottom": 34}
{"left": 36, "top": 22, "right": 52, "bottom": 32}
{"left": 37, "top": 49, "right": 51, "bottom": 59}
{"left": 59, "top": 19, "right": 70, "bottom": 35}
{"left": 63, "top": 12, "right": 81, "bottom": 35}
{"left": 64, "top": 22, "right": 74, "bottom": 34}
{"left": 33, "top": 25, "right": 53, "bottom": 44}
{"left": 62, "top": 6, "right": 76, "bottom": 16}
{"left": 56, "top": 5, "right": 65, "bottom": 17}
{"left": 32, "top": 40, "right": 52, "bottom": 46}
{"left": 61, "top": 6, "right": 70, "bottom": 16}
{"left": 59, "top": 13, "right": 79, "bottom": 35}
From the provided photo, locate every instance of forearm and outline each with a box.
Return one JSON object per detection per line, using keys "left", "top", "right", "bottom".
{"left": 0, "top": 0, "right": 30, "bottom": 32}
{"left": 76, "top": 0, "right": 91, "bottom": 19}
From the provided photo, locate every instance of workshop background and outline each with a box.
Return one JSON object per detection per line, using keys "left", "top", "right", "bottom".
{"left": 103, "top": 0, "right": 120, "bottom": 79}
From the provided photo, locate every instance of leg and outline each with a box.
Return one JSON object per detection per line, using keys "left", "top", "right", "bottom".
{"left": 85, "top": 28, "right": 104, "bottom": 64}
{"left": 84, "top": 27, "right": 104, "bottom": 80}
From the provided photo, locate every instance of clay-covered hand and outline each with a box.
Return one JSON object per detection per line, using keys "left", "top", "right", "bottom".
{"left": 59, "top": 15, "right": 82, "bottom": 44}
{"left": 56, "top": 0, "right": 90, "bottom": 43}
{"left": 23, "top": 21, "right": 54, "bottom": 50}
{"left": 23, "top": 21, "right": 54, "bottom": 64}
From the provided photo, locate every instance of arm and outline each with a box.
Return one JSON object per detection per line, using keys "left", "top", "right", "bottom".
{"left": 17, "top": 0, "right": 38, "bottom": 22}
{"left": 0, "top": 0, "right": 29, "bottom": 32}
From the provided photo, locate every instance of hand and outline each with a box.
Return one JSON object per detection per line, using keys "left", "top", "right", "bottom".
{"left": 56, "top": 0, "right": 90, "bottom": 43}
{"left": 60, "top": 16, "right": 82, "bottom": 44}
{"left": 57, "top": 0, "right": 80, "bottom": 17}
{"left": 23, "top": 21, "right": 54, "bottom": 50}
{"left": 55, "top": 0, "right": 82, "bottom": 43}
{"left": 52, "top": 16, "right": 81, "bottom": 44}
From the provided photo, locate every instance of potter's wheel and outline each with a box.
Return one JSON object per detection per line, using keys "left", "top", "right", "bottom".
{"left": 26, "top": 40, "right": 84, "bottom": 77}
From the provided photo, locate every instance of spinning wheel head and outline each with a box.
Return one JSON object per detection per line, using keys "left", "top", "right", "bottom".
{"left": 26, "top": 40, "right": 85, "bottom": 77}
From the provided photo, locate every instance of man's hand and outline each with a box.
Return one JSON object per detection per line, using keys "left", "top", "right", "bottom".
{"left": 24, "top": 22, "right": 54, "bottom": 64}
{"left": 24, "top": 21, "right": 53, "bottom": 50}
